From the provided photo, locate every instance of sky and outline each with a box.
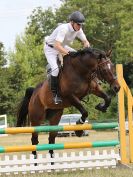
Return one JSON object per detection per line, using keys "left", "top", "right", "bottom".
{"left": 0, "top": 0, "right": 62, "bottom": 51}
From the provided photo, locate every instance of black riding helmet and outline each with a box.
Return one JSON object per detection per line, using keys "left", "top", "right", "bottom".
{"left": 69, "top": 11, "right": 85, "bottom": 24}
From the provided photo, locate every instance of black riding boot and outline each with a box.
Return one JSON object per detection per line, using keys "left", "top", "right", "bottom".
{"left": 51, "top": 75, "right": 62, "bottom": 104}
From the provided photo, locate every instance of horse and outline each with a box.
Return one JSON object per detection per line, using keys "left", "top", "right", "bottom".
{"left": 16, "top": 47, "right": 120, "bottom": 160}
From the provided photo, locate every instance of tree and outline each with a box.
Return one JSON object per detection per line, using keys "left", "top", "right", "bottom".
{"left": 26, "top": 7, "right": 57, "bottom": 45}
{"left": 114, "top": 0, "right": 133, "bottom": 63}
{"left": 0, "top": 42, "right": 6, "bottom": 66}
{"left": 123, "top": 62, "right": 133, "bottom": 88}
{"left": 0, "top": 42, "right": 14, "bottom": 116}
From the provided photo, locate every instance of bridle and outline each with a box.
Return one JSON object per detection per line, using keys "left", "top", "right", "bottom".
{"left": 96, "top": 58, "right": 117, "bottom": 87}
{"left": 89, "top": 58, "right": 117, "bottom": 87}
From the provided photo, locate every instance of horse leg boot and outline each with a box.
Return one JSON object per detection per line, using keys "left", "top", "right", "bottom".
{"left": 51, "top": 75, "right": 62, "bottom": 104}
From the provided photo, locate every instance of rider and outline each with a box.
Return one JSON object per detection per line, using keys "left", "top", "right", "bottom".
{"left": 44, "top": 11, "right": 90, "bottom": 104}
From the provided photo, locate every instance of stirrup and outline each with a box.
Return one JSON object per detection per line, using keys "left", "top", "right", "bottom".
{"left": 54, "top": 95, "right": 62, "bottom": 104}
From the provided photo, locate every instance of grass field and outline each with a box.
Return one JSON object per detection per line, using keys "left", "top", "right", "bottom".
{"left": 2, "top": 168, "right": 133, "bottom": 177}
{"left": 1, "top": 130, "right": 133, "bottom": 177}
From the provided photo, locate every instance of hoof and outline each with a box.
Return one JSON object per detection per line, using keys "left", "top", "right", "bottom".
{"left": 50, "top": 152, "right": 54, "bottom": 165}
{"left": 75, "top": 120, "right": 85, "bottom": 137}
{"left": 95, "top": 103, "right": 107, "bottom": 112}
{"left": 75, "top": 130, "right": 84, "bottom": 137}
{"left": 32, "top": 152, "right": 38, "bottom": 166}
{"left": 51, "top": 162, "right": 54, "bottom": 165}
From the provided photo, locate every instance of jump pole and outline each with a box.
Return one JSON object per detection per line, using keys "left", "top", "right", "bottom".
{"left": 0, "top": 122, "right": 118, "bottom": 134}
{"left": 0, "top": 140, "right": 119, "bottom": 153}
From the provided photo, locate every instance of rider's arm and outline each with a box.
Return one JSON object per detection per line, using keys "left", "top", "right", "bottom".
{"left": 54, "top": 41, "right": 69, "bottom": 55}
{"left": 82, "top": 40, "right": 90, "bottom": 48}
{"left": 77, "top": 29, "right": 90, "bottom": 48}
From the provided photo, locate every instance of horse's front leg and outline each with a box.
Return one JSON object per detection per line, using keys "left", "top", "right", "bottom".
{"left": 69, "top": 95, "right": 88, "bottom": 137}
{"left": 30, "top": 111, "right": 44, "bottom": 165}
{"left": 91, "top": 83, "right": 111, "bottom": 112}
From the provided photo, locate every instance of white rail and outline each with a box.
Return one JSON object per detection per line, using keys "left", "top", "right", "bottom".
{"left": 0, "top": 150, "right": 120, "bottom": 175}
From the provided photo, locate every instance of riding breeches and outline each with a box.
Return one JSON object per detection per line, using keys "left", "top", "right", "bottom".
{"left": 44, "top": 44, "right": 76, "bottom": 77}
{"left": 44, "top": 44, "right": 59, "bottom": 76}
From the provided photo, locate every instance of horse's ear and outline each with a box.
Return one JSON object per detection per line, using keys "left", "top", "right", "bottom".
{"left": 106, "top": 49, "right": 112, "bottom": 57}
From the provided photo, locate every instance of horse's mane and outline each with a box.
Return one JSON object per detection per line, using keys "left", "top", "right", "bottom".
{"left": 83, "top": 47, "right": 106, "bottom": 59}
{"left": 64, "top": 47, "right": 106, "bottom": 60}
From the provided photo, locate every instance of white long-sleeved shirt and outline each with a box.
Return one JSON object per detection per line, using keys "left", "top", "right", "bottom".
{"left": 46, "top": 23, "right": 87, "bottom": 47}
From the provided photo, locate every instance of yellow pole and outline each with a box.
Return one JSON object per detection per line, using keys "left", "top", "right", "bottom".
{"left": 127, "top": 86, "right": 133, "bottom": 163}
{"left": 116, "top": 64, "right": 129, "bottom": 164}
{"left": 118, "top": 66, "right": 133, "bottom": 163}
{"left": 5, "top": 145, "right": 36, "bottom": 152}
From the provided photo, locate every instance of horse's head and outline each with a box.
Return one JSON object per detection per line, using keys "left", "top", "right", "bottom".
{"left": 65, "top": 48, "right": 120, "bottom": 93}
{"left": 97, "top": 50, "right": 120, "bottom": 93}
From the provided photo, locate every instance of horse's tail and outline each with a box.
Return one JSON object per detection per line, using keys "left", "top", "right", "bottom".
{"left": 16, "top": 87, "right": 34, "bottom": 127}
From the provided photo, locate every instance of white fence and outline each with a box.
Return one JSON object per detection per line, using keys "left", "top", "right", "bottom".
{"left": 0, "top": 150, "right": 120, "bottom": 175}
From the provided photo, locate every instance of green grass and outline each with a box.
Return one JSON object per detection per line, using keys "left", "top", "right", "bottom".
{"left": 1, "top": 168, "right": 133, "bottom": 177}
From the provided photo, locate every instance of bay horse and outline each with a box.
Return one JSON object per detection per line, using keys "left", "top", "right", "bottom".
{"left": 16, "top": 47, "right": 120, "bottom": 159}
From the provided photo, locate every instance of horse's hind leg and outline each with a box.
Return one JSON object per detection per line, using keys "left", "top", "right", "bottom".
{"left": 29, "top": 107, "right": 45, "bottom": 163}
{"left": 48, "top": 109, "right": 63, "bottom": 164}
{"left": 31, "top": 132, "right": 39, "bottom": 159}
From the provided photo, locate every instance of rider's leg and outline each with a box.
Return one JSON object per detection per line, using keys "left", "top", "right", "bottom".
{"left": 51, "top": 75, "right": 62, "bottom": 104}
{"left": 44, "top": 46, "right": 62, "bottom": 104}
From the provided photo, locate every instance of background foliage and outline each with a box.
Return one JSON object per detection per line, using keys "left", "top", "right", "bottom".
{"left": 0, "top": 0, "right": 132, "bottom": 125}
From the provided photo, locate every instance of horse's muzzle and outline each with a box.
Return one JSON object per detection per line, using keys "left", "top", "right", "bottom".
{"left": 111, "top": 80, "right": 120, "bottom": 93}
{"left": 113, "top": 85, "right": 120, "bottom": 93}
